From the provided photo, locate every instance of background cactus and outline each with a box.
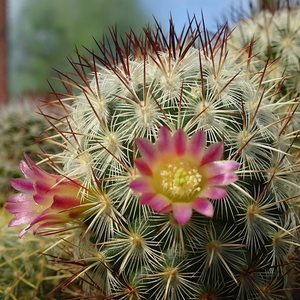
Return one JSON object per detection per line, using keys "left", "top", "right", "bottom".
{"left": 227, "top": 2, "right": 300, "bottom": 92}
{"left": 5, "top": 5, "right": 300, "bottom": 300}
{"left": 227, "top": 2, "right": 300, "bottom": 140}
{"left": 0, "top": 207, "right": 76, "bottom": 300}
{"left": 0, "top": 97, "right": 60, "bottom": 203}
{"left": 0, "top": 97, "right": 73, "bottom": 300}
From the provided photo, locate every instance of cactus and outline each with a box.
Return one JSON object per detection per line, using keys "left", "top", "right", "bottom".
{"left": 5, "top": 12, "right": 300, "bottom": 300}
{"left": 227, "top": 2, "right": 300, "bottom": 138}
{"left": 0, "top": 97, "right": 59, "bottom": 203}
{"left": 0, "top": 97, "right": 74, "bottom": 300}
{"left": 227, "top": 3, "right": 300, "bottom": 92}
{"left": 0, "top": 207, "right": 76, "bottom": 300}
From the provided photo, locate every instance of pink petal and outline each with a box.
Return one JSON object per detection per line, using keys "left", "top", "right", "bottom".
{"left": 33, "top": 193, "right": 51, "bottom": 205}
{"left": 29, "top": 211, "right": 64, "bottom": 227}
{"left": 140, "top": 193, "right": 156, "bottom": 205}
{"left": 201, "top": 186, "right": 228, "bottom": 199}
{"left": 32, "top": 221, "right": 64, "bottom": 235}
{"left": 172, "top": 203, "right": 192, "bottom": 225}
{"left": 174, "top": 129, "right": 187, "bottom": 156}
{"left": 189, "top": 130, "right": 206, "bottom": 158}
{"left": 129, "top": 178, "right": 153, "bottom": 193}
{"left": 159, "top": 204, "right": 172, "bottom": 213}
{"left": 206, "top": 161, "right": 240, "bottom": 176}
{"left": 156, "top": 127, "right": 173, "bottom": 153}
{"left": 34, "top": 180, "right": 57, "bottom": 195}
{"left": 6, "top": 193, "right": 33, "bottom": 203}
{"left": 148, "top": 194, "right": 171, "bottom": 213}
{"left": 24, "top": 153, "right": 55, "bottom": 181}
{"left": 8, "top": 214, "right": 37, "bottom": 227}
{"left": 23, "top": 152, "right": 37, "bottom": 169}
{"left": 201, "top": 143, "right": 224, "bottom": 166}
{"left": 58, "top": 178, "right": 80, "bottom": 188}
{"left": 134, "top": 158, "right": 153, "bottom": 176}
{"left": 208, "top": 173, "right": 239, "bottom": 185}
{"left": 19, "top": 225, "right": 31, "bottom": 238}
{"left": 20, "top": 160, "right": 35, "bottom": 179}
{"left": 192, "top": 198, "right": 214, "bottom": 218}
{"left": 5, "top": 202, "right": 38, "bottom": 213}
{"left": 31, "top": 164, "right": 57, "bottom": 181}
{"left": 10, "top": 178, "right": 34, "bottom": 193}
{"left": 51, "top": 195, "right": 80, "bottom": 210}
{"left": 136, "top": 137, "right": 158, "bottom": 163}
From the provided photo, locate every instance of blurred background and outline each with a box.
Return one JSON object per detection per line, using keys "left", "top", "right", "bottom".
{"left": 0, "top": 0, "right": 260, "bottom": 105}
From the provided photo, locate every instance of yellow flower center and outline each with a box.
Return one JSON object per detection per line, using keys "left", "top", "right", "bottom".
{"left": 158, "top": 161, "right": 202, "bottom": 202}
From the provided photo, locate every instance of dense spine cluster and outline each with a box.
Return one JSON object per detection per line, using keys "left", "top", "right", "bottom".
{"left": 5, "top": 3, "right": 300, "bottom": 300}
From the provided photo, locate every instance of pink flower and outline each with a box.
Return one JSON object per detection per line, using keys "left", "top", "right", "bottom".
{"left": 130, "top": 127, "right": 240, "bottom": 225}
{"left": 5, "top": 154, "right": 86, "bottom": 238}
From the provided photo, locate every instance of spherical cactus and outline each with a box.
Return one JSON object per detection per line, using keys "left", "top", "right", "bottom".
{"left": 228, "top": 2, "right": 300, "bottom": 93}
{"left": 0, "top": 96, "right": 59, "bottom": 203}
{"left": 0, "top": 207, "right": 74, "bottom": 300}
{"left": 5, "top": 16, "right": 300, "bottom": 300}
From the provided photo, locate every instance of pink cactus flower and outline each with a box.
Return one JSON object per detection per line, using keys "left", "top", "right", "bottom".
{"left": 5, "top": 154, "right": 86, "bottom": 238}
{"left": 130, "top": 127, "right": 240, "bottom": 225}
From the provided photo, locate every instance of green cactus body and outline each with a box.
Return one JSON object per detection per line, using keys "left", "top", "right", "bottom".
{"left": 0, "top": 207, "right": 73, "bottom": 300}
{"left": 6, "top": 14, "right": 300, "bottom": 300}
{"left": 0, "top": 98, "right": 59, "bottom": 203}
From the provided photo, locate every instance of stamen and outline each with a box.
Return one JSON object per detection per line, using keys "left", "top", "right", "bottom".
{"left": 159, "top": 161, "right": 202, "bottom": 201}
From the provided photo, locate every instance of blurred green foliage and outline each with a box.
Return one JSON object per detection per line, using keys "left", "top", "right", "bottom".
{"left": 9, "top": 0, "right": 151, "bottom": 96}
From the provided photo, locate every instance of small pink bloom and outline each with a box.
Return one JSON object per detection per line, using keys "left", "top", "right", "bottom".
{"left": 130, "top": 127, "right": 240, "bottom": 225}
{"left": 5, "top": 154, "right": 86, "bottom": 238}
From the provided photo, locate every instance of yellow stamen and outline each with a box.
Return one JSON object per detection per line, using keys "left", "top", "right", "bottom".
{"left": 159, "top": 161, "right": 202, "bottom": 202}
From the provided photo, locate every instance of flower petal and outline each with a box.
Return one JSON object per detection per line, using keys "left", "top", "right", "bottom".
{"left": 34, "top": 180, "right": 56, "bottom": 195}
{"left": 19, "top": 225, "right": 31, "bottom": 238}
{"left": 33, "top": 193, "right": 51, "bottom": 205}
{"left": 134, "top": 158, "right": 153, "bottom": 176}
{"left": 8, "top": 214, "right": 37, "bottom": 227}
{"left": 5, "top": 202, "right": 38, "bottom": 214}
{"left": 206, "top": 161, "right": 240, "bottom": 176}
{"left": 10, "top": 178, "right": 34, "bottom": 193}
{"left": 6, "top": 193, "right": 33, "bottom": 203}
{"left": 189, "top": 130, "right": 206, "bottom": 158}
{"left": 20, "top": 160, "right": 35, "bottom": 179}
{"left": 136, "top": 137, "right": 158, "bottom": 163}
{"left": 129, "top": 178, "right": 153, "bottom": 193}
{"left": 157, "top": 127, "right": 173, "bottom": 153}
{"left": 201, "top": 186, "right": 228, "bottom": 199}
{"left": 192, "top": 198, "right": 214, "bottom": 218}
{"left": 32, "top": 221, "right": 64, "bottom": 235}
{"left": 201, "top": 143, "right": 224, "bottom": 166}
{"left": 30, "top": 213, "right": 65, "bottom": 225}
{"left": 159, "top": 204, "right": 172, "bottom": 213}
{"left": 208, "top": 173, "right": 239, "bottom": 185}
{"left": 140, "top": 193, "right": 156, "bottom": 205}
{"left": 148, "top": 194, "right": 171, "bottom": 213}
{"left": 174, "top": 129, "right": 187, "bottom": 156}
{"left": 51, "top": 195, "right": 80, "bottom": 210}
{"left": 172, "top": 203, "right": 192, "bottom": 225}
{"left": 24, "top": 153, "right": 57, "bottom": 181}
